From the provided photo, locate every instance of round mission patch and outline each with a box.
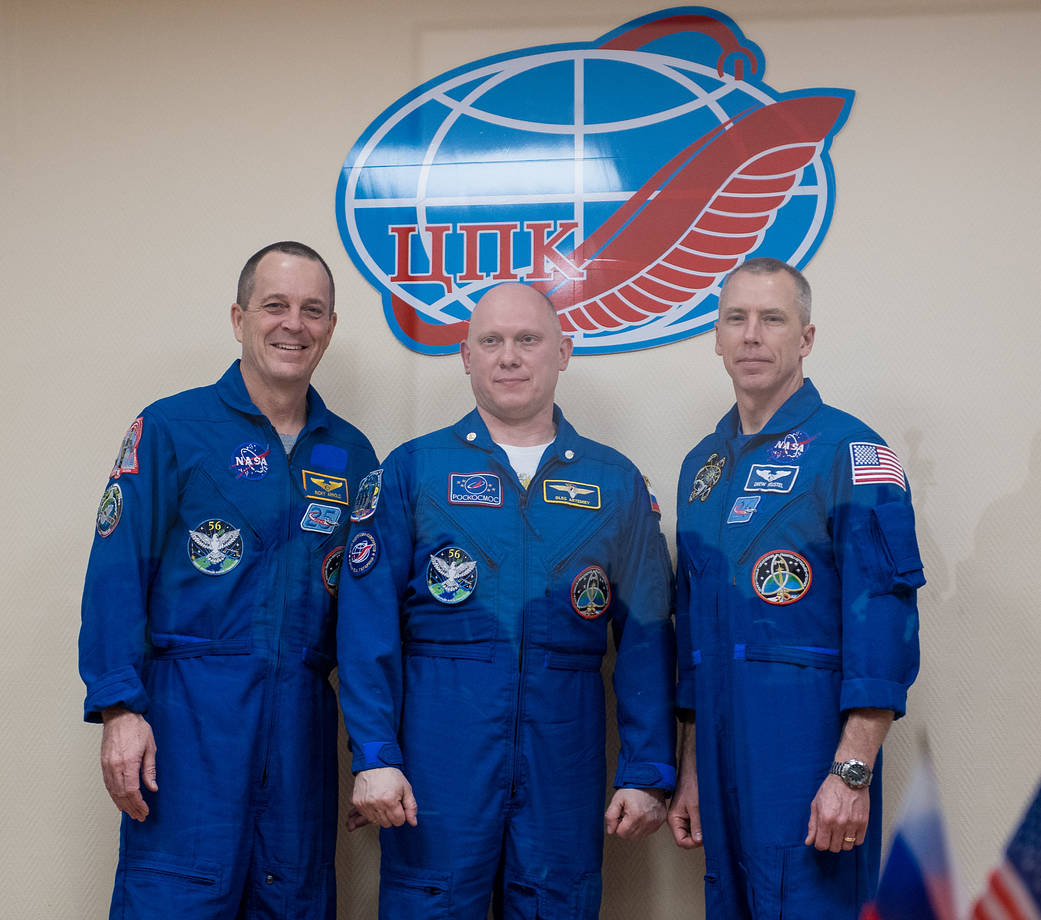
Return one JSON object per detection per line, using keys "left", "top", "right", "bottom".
{"left": 95, "top": 483, "right": 123, "bottom": 538}
{"left": 347, "top": 532, "right": 378, "bottom": 577}
{"left": 751, "top": 549, "right": 812, "bottom": 605}
{"left": 571, "top": 565, "right": 611, "bottom": 619}
{"left": 426, "top": 546, "right": 477, "bottom": 605}
{"left": 323, "top": 545, "right": 345, "bottom": 596}
{"left": 187, "top": 519, "right": 243, "bottom": 576}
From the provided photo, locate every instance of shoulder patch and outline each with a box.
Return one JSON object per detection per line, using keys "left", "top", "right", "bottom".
{"left": 543, "top": 479, "right": 601, "bottom": 510}
{"left": 351, "top": 469, "right": 383, "bottom": 521}
{"left": 95, "top": 483, "right": 123, "bottom": 537}
{"left": 110, "top": 417, "right": 143, "bottom": 479}
{"left": 849, "top": 442, "right": 906, "bottom": 490}
{"left": 642, "top": 475, "right": 661, "bottom": 516}
{"left": 347, "top": 531, "right": 379, "bottom": 577}
{"left": 449, "top": 472, "right": 503, "bottom": 507}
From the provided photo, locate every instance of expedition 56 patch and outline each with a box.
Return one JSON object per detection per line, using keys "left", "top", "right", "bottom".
{"left": 427, "top": 546, "right": 477, "bottom": 604}
{"left": 188, "top": 519, "right": 243, "bottom": 576}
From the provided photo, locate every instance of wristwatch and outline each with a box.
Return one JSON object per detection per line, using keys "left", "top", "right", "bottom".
{"left": 829, "top": 759, "right": 872, "bottom": 789}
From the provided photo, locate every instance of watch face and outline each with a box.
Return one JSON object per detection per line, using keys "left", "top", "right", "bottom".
{"left": 843, "top": 761, "right": 870, "bottom": 788}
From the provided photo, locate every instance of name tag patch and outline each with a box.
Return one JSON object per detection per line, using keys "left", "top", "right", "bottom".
{"left": 449, "top": 472, "right": 503, "bottom": 507}
{"left": 543, "top": 479, "right": 601, "bottom": 510}
{"left": 302, "top": 470, "right": 350, "bottom": 505}
{"left": 744, "top": 465, "right": 799, "bottom": 493}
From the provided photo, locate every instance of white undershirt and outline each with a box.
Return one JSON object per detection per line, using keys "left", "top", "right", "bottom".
{"left": 497, "top": 441, "right": 551, "bottom": 490}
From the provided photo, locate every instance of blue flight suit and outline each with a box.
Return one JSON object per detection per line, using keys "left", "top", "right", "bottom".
{"left": 79, "top": 361, "right": 378, "bottom": 919}
{"left": 675, "top": 380, "right": 923, "bottom": 919}
{"left": 337, "top": 406, "right": 675, "bottom": 919}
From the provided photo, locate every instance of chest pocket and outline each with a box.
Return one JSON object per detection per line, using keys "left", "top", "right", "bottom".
{"left": 147, "top": 467, "right": 267, "bottom": 642}
{"left": 404, "top": 496, "right": 504, "bottom": 646}
{"left": 542, "top": 507, "right": 619, "bottom": 656}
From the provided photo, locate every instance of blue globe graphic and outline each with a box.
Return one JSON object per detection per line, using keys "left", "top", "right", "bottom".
{"left": 338, "top": 24, "right": 844, "bottom": 354}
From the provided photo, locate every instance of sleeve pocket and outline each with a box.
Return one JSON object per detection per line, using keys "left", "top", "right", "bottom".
{"left": 870, "top": 501, "right": 926, "bottom": 594}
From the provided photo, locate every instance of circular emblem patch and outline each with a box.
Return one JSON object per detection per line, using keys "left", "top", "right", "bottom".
{"left": 752, "top": 550, "right": 811, "bottom": 605}
{"left": 323, "top": 545, "right": 345, "bottom": 596}
{"left": 770, "top": 431, "right": 808, "bottom": 461}
{"left": 95, "top": 483, "right": 123, "bottom": 538}
{"left": 230, "top": 442, "right": 271, "bottom": 480}
{"left": 347, "top": 532, "right": 378, "bottom": 578}
{"left": 187, "top": 519, "right": 243, "bottom": 576}
{"left": 571, "top": 565, "right": 611, "bottom": 619}
{"left": 426, "top": 546, "right": 477, "bottom": 605}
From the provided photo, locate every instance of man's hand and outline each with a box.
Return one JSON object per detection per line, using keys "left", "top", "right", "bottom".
{"left": 345, "top": 807, "right": 371, "bottom": 832}
{"left": 668, "top": 720, "right": 703, "bottom": 849}
{"left": 667, "top": 771, "right": 703, "bottom": 850}
{"left": 804, "top": 774, "right": 869, "bottom": 852}
{"left": 605, "top": 788, "right": 667, "bottom": 839}
{"left": 100, "top": 707, "right": 157, "bottom": 822}
{"left": 352, "top": 767, "right": 418, "bottom": 828}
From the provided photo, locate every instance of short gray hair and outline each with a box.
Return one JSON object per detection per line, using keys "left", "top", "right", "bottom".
{"left": 721, "top": 257, "right": 812, "bottom": 325}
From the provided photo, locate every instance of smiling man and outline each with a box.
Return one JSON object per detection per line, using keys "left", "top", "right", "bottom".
{"left": 79, "top": 242, "right": 378, "bottom": 918}
{"left": 668, "top": 258, "right": 925, "bottom": 919}
{"left": 337, "top": 282, "right": 675, "bottom": 919}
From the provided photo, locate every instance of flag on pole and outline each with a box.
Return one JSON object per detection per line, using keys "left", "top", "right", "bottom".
{"left": 859, "top": 750, "right": 959, "bottom": 920}
{"left": 971, "top": 781, "right": 1041, "bottom": 920}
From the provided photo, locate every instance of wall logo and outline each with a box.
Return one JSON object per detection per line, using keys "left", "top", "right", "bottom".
{"left": 336, "top": 7, "right": 853, "bottom": 355}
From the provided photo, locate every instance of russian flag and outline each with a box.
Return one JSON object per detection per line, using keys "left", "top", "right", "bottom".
{"left": 860, "top": 751, "right": 960, "bottom": 920}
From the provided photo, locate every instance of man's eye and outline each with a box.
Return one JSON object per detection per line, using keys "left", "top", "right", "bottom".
{"left": 262, "top": 303, "right": 288, "bottom": 314}
{"left": 303, "top": 307, "right": 325, "bottom": 319}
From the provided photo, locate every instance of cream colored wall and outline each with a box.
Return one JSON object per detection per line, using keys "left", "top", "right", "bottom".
{"left": 4, "top": 0, "right": 1040, "bottom": 916}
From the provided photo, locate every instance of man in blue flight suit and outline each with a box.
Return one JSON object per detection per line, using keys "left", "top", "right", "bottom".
{"left": 337, "top": 282, "right": 676, "bottom": 919}
{"left": 667, "top": 258, "right": 924, "bottom": 918}
{"left": 79, "top": 241, "right": 378, "bottom": 918}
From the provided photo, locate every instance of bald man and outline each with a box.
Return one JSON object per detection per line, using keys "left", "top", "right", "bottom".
{"left": 337, "top": 283, "right": 676, "bottom": 919}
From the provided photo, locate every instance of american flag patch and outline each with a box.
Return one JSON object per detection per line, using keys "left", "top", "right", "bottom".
{"left": 849, "top": 442, "right": 906, "bottom": 490}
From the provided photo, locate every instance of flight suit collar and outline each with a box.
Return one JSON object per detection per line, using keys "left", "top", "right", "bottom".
{"left": 715, "top": 378, "right": 823, "bottom": 443}
{"left": 452, "top": 405, "right": 582, "bottom": 466}
{"left": 214, "top": 360, "right": 331, "bottom": 434}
